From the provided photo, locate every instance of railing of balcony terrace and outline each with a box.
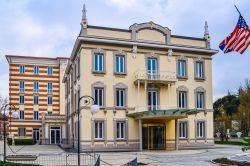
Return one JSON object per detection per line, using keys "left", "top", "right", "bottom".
{"left": 134, "top": 70, "right": 177, "bottom": 82}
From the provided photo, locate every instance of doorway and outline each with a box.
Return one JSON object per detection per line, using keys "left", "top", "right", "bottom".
{"left": 147, "top": 58, "right": 158, "bottom": 80}
{"left": 32, "top": 128, "right": 40, "bottom": 141}
{"left": 142, "top": 123, "right": 166, "bottom": 150}
{"left": 50, "top": 127, "right": 61, "bottom": 144}
{"left": 148, "top": 90, "right": 158, "bottom": 111}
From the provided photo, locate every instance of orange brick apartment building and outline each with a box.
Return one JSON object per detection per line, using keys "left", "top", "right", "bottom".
{"left": 6, "top": 55, "right": 68, "bottom": 144}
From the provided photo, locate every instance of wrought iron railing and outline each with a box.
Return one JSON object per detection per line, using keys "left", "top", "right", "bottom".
{"left": 134, "top": 70, "right": 177, "bottom": 82}
{"left": 0, "top": 152, "right": 100, "bottom": 166}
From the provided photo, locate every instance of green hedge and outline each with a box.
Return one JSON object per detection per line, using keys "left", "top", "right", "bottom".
{"left": 215, "top": 140, "right": 250, "bottom": 146}
{"left": 7, "top": 138, "right": 36, "bottom": 145}
{"left": 243, "top": 137, "right": 250, "bottom": 143}
{"left": 0, "top": 161, "right": 38, "bottom": 166}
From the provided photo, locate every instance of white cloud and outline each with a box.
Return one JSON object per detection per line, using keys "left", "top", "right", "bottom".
{"left": 107, "top": 0, "right": 137, "bottom": 9}
{"left": 0, "top": 0, "right": 75, "bottom": 96}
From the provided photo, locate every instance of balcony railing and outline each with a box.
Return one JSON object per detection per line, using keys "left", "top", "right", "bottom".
{"left": 134, "top": 70, "right": 177, "bottom": 83}
{"left": 43, "top": 115, "right": 66, "bottom": 123}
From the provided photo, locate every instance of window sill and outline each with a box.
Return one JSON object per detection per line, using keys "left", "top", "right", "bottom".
{"left": 94, "top": 139, "right": 104, "bottom": 142}
{"left": 177, "top": 76, "right": 188, "bottom": 80}
{"left": 116, "top": 138, "right": 126, "bottom": 141}
{"left": 195, "top": 77, "right": 205, "bottom": 81}
{"left": 92, "top": 71, "right": 106, "bottom": 75}
{"left": 115, "top": 107, "right": 127, "bottom": 110}
{"left": 114, "top": 72, "right": 127, "bottom": 77}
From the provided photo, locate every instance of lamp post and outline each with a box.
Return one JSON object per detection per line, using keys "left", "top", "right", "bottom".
{"left": 77, "top": 96, "right": 99, "bottom": 166}
{"left": 1, "top": 104, "right": 18, "bottom": 163}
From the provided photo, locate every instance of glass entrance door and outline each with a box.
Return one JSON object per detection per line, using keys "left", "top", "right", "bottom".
{"left": 147, "top": 58, "right": 157, "bottom": 80}
{"left": 142, "top": 124, "right": 165, "bottom": 150}
{"left": 50, "top": 127, "right": 61, "bottom": 144}
{"left": 148, "top": 90, "right": 158, "bottom": 110}
{"left": 32, "top": 128, "right": 40, "bottom": 141}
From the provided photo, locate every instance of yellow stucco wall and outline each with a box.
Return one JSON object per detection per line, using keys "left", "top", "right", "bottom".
{"left": 76, "top": 42, "right": 213, "bottom": 148}
{"left": 137, "top": 29, "right": 165, "bottom": 43}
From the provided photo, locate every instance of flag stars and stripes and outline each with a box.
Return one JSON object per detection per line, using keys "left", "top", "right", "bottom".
{"left": 219, "top": 15, "right": 250, "bottom": 54}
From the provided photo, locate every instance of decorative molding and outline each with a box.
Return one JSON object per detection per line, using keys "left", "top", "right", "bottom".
{"left": 167, "top": 49, "right": 173, "bottom": 61}
{"left": 129, "top": 21, "right": 171, "bottom": 44}
{"left": 177, "top": 85, "right": 188, "bottom": 92}
{"left": 194, "top": 86, "right": 206, "bottom": 92}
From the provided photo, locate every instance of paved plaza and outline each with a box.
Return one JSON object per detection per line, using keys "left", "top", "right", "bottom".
{"left": 0, "top": 141, "right": 245, "bottom": 165}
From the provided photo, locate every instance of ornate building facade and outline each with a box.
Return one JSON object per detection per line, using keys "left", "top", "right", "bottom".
{"left": 62, "top": 5, "right": 218, "bottom": 151}
{"left": 6, "top": 5, "right": 218, "bottom": 151}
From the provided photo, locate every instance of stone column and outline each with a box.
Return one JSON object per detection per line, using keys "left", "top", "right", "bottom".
{"left": 139, "top": 119, "right": 142, "bottom": 152}
{"left": 175, "top": 119, "right": 179, "bottom": 150}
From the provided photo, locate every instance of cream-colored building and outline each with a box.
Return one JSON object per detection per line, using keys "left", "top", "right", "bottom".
{"left": 63, "top": 6, "right": 218, "bottom": 151}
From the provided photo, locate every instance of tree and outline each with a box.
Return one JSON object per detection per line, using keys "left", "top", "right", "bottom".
{"left": 0, "top": 95, "right": 8, "bottom": 109}
{"left": 235, "top": 80, "right": 250, "bottom": 136}
{"left": 213, "top": 94, "right": 239, "bottom": 119}
{"left": 0, "top": 95, "right": 8, "bottom": 120}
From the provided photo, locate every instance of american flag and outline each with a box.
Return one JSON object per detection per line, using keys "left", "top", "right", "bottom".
{"left": 219, "top": 15, "right": 250, "bottom": 54}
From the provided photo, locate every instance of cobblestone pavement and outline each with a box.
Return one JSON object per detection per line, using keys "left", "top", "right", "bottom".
{"left": 0, "top": 141, "right": 245, "bottom": 165}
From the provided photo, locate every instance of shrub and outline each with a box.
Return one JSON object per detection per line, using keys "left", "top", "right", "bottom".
{"left": 7, "top": 138, "right": 36, "bottom": 145}
{"left": 215, "top": 140, "right": 250, "bottom": 146}
{"left": 0, "top": 161, "right": 38, "bottom": 166}
{"left": 243, "top": 137, "right": 250, "bottom": 143}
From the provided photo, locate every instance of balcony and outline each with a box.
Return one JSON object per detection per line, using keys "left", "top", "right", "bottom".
{"left": 42, "top": 115, "right": 66, "bottom": 124}
{"left": 134, "top": 70, "right": 177, "bottom": 85}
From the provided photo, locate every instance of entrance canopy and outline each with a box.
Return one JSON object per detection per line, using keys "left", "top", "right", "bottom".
{"left": 127, "top": 108, "right": 199, "bottom": 119}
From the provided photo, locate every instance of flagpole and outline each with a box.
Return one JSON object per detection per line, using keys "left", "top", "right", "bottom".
{"left": 234, "top": 5, "right": 242, "bottom": 16}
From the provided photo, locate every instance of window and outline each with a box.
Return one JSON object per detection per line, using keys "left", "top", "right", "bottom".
{"left": 77, "top": 57, "right": 80, "bottom": 77}
{"left": 19, "top": 96, "right": 24, "bottom": 104}
{"left": 94, "top": 54, "right": 104, "bottom": 72}
{"left": 48, "top": 111, "right": 52, "bottom": 116}
{"left": 115, "top": 55, "right": 125, "bottom": 73}
{"left": 48, "top": 82, "right": 53, "bottom": 94}
{"left": 116, "top": 122, "right": 125, "bottom": 139}
{"left": 74, "top": 63, "right": 76, "bottom": 82}
{"left": 34, "top": 66, "right": 39, "bottom": 75}
{"left": 34, "top": 82, "right": 39, "bottom": 94}
{"left": 147, "top": 58, "right": 158, "bottom": 80}
{"left": 196, "top": 92, "right": 205, "bottom": 109}
{"left": 34, "top": 96, "right": 39, "bottom": 105}
{"left": 18, "top": 128, "right": 26, "bottom": 137}
{"left": 177, "top": 60, "right": 187, "bottom": 77}
{"left": 19, "top": 65, "right": 25, "bottom": 74}
{"left": 19, "top": 111, "right": 25, "bottom": 120}
{"left": 197, "top": 121, "right": 205, "bottom": 138}
{"left": 34, "top": 111, "right": 39, "bottom": 120}
{"left": 94, "top": 121, "right": 104, "bottom": 139}
{"left": 195, "top": 62, "right": 204, "bottom": 79}
{"left": 179, "top": 122, "right": 187, "bottom": 138}
{"left": 178, "top": 91, "right": 187, "bottom": 108}
{"left": 48, "top": 67, "right": 53, "bottom": 75}
{"left": 94, "top": 88, "right": 104, "bottom": 106}
{"left": 116, "top": 89, "right": 125, "bottom": 107}
{"left": 19, "top": 80, "right": 25, "bottom": 93}
{"left": 48, "top": 96, "right": 53, "bottom": 105}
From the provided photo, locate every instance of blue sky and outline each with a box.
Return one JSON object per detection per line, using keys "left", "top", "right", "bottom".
{"left": 0, "top": 0, "right": 249, "bottom": 101}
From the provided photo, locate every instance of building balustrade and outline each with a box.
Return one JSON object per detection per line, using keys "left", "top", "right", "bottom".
{"left": 134, "top": 70, "right": 177, "bottom": 84}
{"left": 42, "top": 115, "right": 66, "bottom": 124}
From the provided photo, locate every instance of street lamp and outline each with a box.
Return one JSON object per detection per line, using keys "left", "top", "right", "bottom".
{"left": 0, "top": 104, "right": 18, "bottom": 163}
{"left": 77, "top": 96, "right": 99, "bottom": 166}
